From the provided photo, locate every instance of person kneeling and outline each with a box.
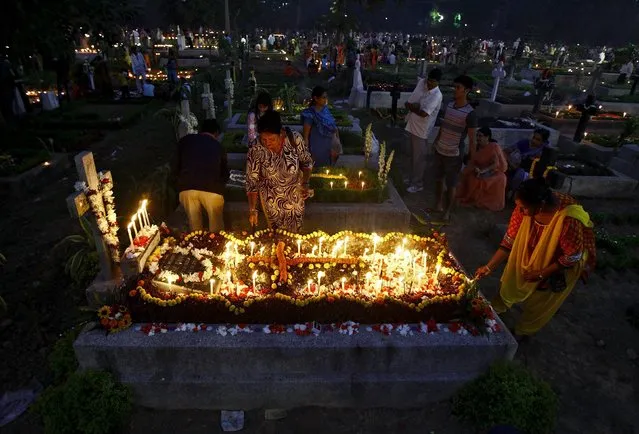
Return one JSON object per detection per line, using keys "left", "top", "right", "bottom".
{"left": 173, "top": 119, "right": 229, "bottom": 232}
{"left": 457, "top": 127, "right": 508, "bottom": 211}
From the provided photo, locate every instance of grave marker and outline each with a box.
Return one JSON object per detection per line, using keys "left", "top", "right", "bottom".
{"left": 65, "top": 151, "right": 120, "bottom": 281}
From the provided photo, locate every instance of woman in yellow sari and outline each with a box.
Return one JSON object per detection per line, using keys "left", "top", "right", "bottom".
{"left": 475, "top": 178, "right": 596, "bottom": 342}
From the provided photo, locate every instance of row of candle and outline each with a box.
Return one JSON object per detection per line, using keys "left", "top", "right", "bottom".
{"left": 126, "top": 200, "right": 150, "bottom": 247}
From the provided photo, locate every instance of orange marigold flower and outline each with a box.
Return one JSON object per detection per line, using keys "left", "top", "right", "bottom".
{"left": 129, "top": 289, "right": 138, "bottom": 297}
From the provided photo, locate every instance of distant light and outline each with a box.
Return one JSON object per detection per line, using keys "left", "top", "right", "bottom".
{"left": 43, "top": 161, "right": 51, "bottom": 167}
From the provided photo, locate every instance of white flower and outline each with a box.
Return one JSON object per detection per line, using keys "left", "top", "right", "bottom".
{"left": 216, "top": 326, "right": 228, "bottom": 336}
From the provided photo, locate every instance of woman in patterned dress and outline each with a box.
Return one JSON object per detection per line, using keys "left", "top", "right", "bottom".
{"left": 246, "top": 110, "right": 313, "bottom": 233}
{"left": 475, "top": 178, "right": 596, "bottom": 341}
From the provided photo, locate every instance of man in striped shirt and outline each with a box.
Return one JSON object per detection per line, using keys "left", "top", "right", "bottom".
{"left": 433, "top": 75, "right": 478, "bottom": 221}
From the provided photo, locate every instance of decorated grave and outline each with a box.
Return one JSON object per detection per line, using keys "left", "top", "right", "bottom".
{"left": 68, "top": 151, "right": 516, "bottom": 409}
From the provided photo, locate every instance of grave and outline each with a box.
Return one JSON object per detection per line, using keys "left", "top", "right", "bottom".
{"left": 608, "top": 144, "right": 639, "bottom": 181}
{"left": 74, "top": 319, "right": 517, "bottom": 409}
{"left": 225, "top": 112, "right": 363, "bottom": 135}
{"left": 0, "top": 152, "right": 69, "bottom": 197}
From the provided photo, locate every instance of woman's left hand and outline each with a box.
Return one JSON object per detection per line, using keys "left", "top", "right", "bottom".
{"left": 522, "top": 270, "right": 545, "bottom": 282}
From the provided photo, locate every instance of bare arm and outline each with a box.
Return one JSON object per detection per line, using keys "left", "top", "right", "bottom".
{"left": 302, "top": 122, "right": 312, "bottom": 146}
{"left": 467, "top": 127, "right": 477, "bottom": 159}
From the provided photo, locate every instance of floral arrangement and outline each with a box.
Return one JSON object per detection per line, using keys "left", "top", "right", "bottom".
{"left": 178, "top": 112, "right": 199, "bottom": 135}
{"left": 377, "top": 141, "right": 394, "bottom": 188}
{"left": 74, "top": 172, "right": 120, "bottom": 263}
{"left": 364, "top": 123, "right": 373, "bottom": 167}
{"left": 128, "top": 228, "right": 474, "bottom": 324}
{"left": 97, "top": 304, "right": 132, "bottom": 333}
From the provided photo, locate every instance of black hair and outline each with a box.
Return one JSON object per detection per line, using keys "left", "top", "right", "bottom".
{"left": 252, "top": 92, "right": 273, "bottom": 114}
{"left": 310, "top": 86, "right": 327, "bottom": 106}
{"left": 516, "top": 178, "right": 555, "bottom": 207}
{"left": 453, "top": 75, "right": 474, "bottom": 90}
{"left": 311, "top": 85, "right": 327, "bottom": 99}
{"left": 257, "top": 110, "right": 282, "bottom": 134}
{"left": 477, "top": 126, "right": 492, "bottom": 140}
{"left": 533, "top": 128, "right": 550, "bottom": 142}
{"left": 427, "top": 68, "right": 443, "bottom": 82}
{"left": 200, "top": 118, "right": 220, "bottom": 135}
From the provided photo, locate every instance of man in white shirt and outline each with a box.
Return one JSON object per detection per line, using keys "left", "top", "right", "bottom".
{"left": 403, "top": 68, "right": 443, "bottom": 193}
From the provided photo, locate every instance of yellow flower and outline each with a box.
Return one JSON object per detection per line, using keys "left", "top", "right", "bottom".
{"left": 271, "top": 283, "right": 277, "bottom": 289}
{"left": 324, "top": 263, "right": 330, "bottom": 269}
{"left": 309, "top": 264, "right": 314, "bottom": 270}
{"left": 249, "top": 263, "right": 255, "bottom": 268}
{"left": 97, "top": 306, "right": 110, "bottom": 319}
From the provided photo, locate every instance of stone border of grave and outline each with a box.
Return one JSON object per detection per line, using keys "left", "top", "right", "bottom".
{"left": 557, "top": 135, "right": 616, "bottom": 164}
{"left": 0, "top": 153, "right": 70, "bottom": 197}
{"left": 557, "top": 169, "right": 637, "bottom": 199}
{"left": 73, "top": 314, "right": 517, "bottom": 409}
{"left": 225, "top": 113, "right": 363, "bottom": 135}
{"left": 596, "top": 101, "right": 639, "bottom": 116}
{"left": 222, "top": 179, "right": 410, "bottom": 234}
{"left": 537, "top": 114, "right": 626, "bottom": 132}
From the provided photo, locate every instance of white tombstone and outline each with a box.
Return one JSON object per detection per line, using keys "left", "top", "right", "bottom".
{"left": 132, "top": 29, "right": 140, "bottom": 46}
{"left": 177, "top": 35, "right": 186, "bottom": 51}
{"left": 41, "top": 91, "right": 59, "bottom": 111}
{"left": 201, "top": 83, "right": 215, "bottom": 120}
{"left": 224, "top": 70, "right": 234, "bottom": 120}
{"left": 490, "top": 62, "right": 506, "bottom": 102}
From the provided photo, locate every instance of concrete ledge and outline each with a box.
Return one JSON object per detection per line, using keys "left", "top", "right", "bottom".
{"left": 223, "top": 180, "right": 410, "bottom": 233}
{"left": 225, "top": 113, "right": 362, "bottom": 135}
{"left": 74, "top": 322, "right": 517, "bottom": 409}
{"left": 0, "top": 153, "right": 70, "bottom": 197}
{"left": 558, "top": 168, "right": 638, "bottom": 198}
{"left": 557, "top": 135, "right": 615, "bottom": 164}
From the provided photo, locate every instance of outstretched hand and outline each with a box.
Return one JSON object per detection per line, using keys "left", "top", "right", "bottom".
{"left": 474, "top": 265, "right": 492, "bottom": 280}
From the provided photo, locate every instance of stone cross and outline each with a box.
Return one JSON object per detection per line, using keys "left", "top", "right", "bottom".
{"left": 177, "top": 100, "right": 193, "bottom": 139}
{"left": 225, "top": 70, "right": 234, "bottom": 121}
{"left": 65, "top": 151, "right": 118, "bottom": 281}
{"left": 201, "top": 83, "right": 215, "bottom": 120}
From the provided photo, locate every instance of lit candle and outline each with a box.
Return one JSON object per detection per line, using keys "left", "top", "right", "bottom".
{"left": 250, "top": 241, "right": 255, "bottom": 257}
{"left": 326, "top": 169, "right": 330, "bottom": 175}
{"left": 319, "top": 237, "right": 324, "bottom": 256}
{"left": 127, "top": 222, "right": 134, "bottom": 247}
{"left": 555, "top": 110, "right": 559, "bottom": 118}
{"left": 317, "top": 271, "right": 325, "bottom": 291}
{"left": 398, "top": 277, "right": 404, "bottom": 295}
{"left": 435, "top": 263, "right": 441, "bottom": 281}
{"left": 624, "top": 112, "right": 627, "bottom": 117}
{"left": 568, "top": 104, "right": 572, "bottom": 111}
{"left": 341, "top": 277, "right": 346, "bottom": 292}
{"left": 363, "top": 248, "right": 369, "bottom": 257}
{"left": 417, "top": 272, "right": 424, "bottom": 290}
{"left": 131, "top": 215, "right": 138, "bottom": 237}
{"left": 344, "top": 180, "right": 348, "bottom": 189}
{"left": 584, "top": 132, "right": 588, "bottom": 138}
{"left": 259, "top": 246, "right": 265, "bottom": 256}
{"left": 372, "top": 233, "right": 379, "bottom": 255}
{"left": 330, "top": 181, "right": 334, "bottom": 189}
{"left": 365, "top": 272, "right": 372, "bottom": 288}
{"left": 343, "top": 237, "right": 349, "bottom": 256}
{"left": 209, "top": 279, "right": 215, "bottom": 295}
{"left": 252, "top": 270, "right": 258, "bottom": 290}
{"left": 308, "top": 279, "right": 312, "bottom": 293}
{"left": 358, "top": 171, "right": 363, "bottom": 179}
{"left": 137, "top": 208, "right": 145, "bottom": 229}
{"left": 311, "top": 245, "right": 317, "bottom": 256}
{"left": 226, "top": 270, "right": 232, "bottom": 285}
{"left": 361, "top": 181, "right": 365, "bottom": 190}
{"left": 141, "top": 199, "right": 150, "bottom": 226}
{"left": 297, "top": 239, "right": 302, "bottom": 256}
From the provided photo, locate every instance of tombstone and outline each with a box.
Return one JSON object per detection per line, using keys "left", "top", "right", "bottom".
{"left": 490, "top": 62, "right": 506, "bottom": 102}
{"left": 66, "top": 152, "right": 122, "bottom": 292}
{"left": 348, "top": 62, "right": 364, "bottom": 106}
{"left": 177, "top": 100, "right": 195, "bottom": 139}
{"left": 201, "top": 83, "right": 215, "bottom": 120}
{"left": 225, "top": 70, "right": 234, "bottom": 121}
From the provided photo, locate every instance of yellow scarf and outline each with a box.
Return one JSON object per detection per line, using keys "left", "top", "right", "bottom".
{"left": 500, "top": 205, "right": 592, "bottom": 307}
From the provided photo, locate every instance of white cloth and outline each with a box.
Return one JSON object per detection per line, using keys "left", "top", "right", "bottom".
{"left": 404, "top": 80, "right": 442, "bottom": 140}
{"left": 131, "top": 53, "right": 146, "bottom": 75}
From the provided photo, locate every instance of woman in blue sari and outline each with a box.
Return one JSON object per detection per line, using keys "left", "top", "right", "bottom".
{"left": 504, "top": 128, "right": 550, "bottom": 194}
{"left": 302, "top": 86, "right": 340, "bottom": 167}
